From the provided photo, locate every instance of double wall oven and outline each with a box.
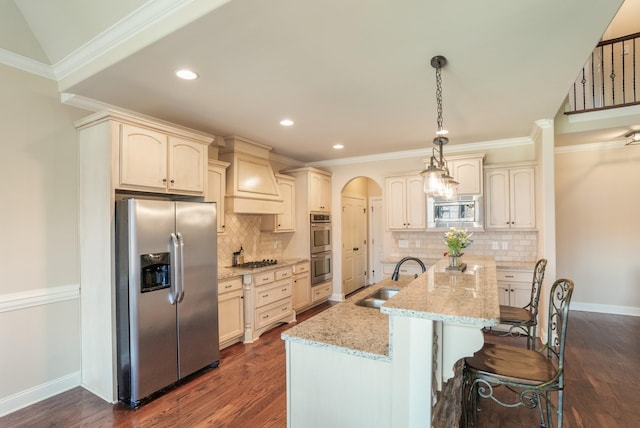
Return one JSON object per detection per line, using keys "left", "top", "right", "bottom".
{"left": 310, "top": 213, "right": 333, "bottom": 285}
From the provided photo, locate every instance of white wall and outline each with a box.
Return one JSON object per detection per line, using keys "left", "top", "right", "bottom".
{"left": 0, "top": 64, "right": 88, "bottom": 415}
{"left": 555, "top": 143, "right": 640, "bottom": 315}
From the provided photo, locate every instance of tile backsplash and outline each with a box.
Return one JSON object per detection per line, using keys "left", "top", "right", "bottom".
{"left": 217, "top": 213, "right": 288, "bottom": 268}
{"left": 218, "top": 213, "right": 538, "bottom": 269}
{"left": 388, "top": 230, "right": 538, "bottom": 263}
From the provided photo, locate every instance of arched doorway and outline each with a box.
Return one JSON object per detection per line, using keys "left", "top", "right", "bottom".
{"left": 341, "top": 176, "right": 383, "bottom": 295}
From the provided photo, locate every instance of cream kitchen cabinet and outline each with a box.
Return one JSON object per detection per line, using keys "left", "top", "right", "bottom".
{"left": 309, "top": 170, "right": 332, "bottom": 212}
{"left": 243, "top": 266, "right": 295, "bottom": 342}
{"left": 292, "top": 262, "right": 311, "bottom": 312}
{"left": 75, "top": 110, "right": 214, "bottom": 402}
{"left": 261, "top": 174, "right": 296, "bottom": 233}
{"left": 485, "top": 164, "right": 536, "bottom": 229}
{"left": 446, "top": 154, "right": 484, "bottom": 195}
{"left": 385, "top": 174, "right": 426, "bottom": 230}
{"left": 205, "top": 160, "right": 230, "bottom": 233}
{"left": 494, "top": 268, "right": 533, "bottom": 332}
{"left": 311, "top": 281, "right": 332, "bottom": 303}
{"left": 218, "top": 276, "right": 244, "bottom": 349}
{"left": 119, "top": 123, "right": 208, "bottom": 196}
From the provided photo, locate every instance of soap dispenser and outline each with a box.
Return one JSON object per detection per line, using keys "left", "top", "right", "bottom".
{"left": 238, "top": 245, "right": 245, "bottom": 264}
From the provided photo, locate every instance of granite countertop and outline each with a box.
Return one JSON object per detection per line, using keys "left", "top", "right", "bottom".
{"left": 218, "top": 258, "right": 306, "bottom": 280}
{"left": 381, "top": 256, "right": 500, "bottom": 327}
{"left": 281, "top": 255, "right": 500, "bottom": 360}
{"left": 281, "top": 275, "right": 415, "bottom": 360}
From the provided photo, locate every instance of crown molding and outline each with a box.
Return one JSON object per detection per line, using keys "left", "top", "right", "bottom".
{"left": 554, "top": 140, "right": 628, "bottom": 153}
{"left": 309, "top": 136, "right": 533, "bottom": 167}
{"left": 0, "top": 48, "right": 55, "bottom": 80}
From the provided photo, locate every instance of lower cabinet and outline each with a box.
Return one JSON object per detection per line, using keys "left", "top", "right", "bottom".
{"left": 244, "top": 266, "right": 295, "bottom": 342}
{"left": 311, "top": 281, "right": 332, "bottom": 303}
{"left": 494, "top": 268, "right": 533, "bottom": 332}
{"left": 292, "top": 262, "right": 311, "bottom": 311}
{"left": 218, "top": 277, "right": 244, "bottom": 349}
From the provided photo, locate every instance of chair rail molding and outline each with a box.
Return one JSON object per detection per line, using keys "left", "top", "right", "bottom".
{"left": 0, "top": 284, "right": 80, "bottom": 313}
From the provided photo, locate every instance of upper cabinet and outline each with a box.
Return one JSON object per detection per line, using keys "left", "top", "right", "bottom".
{"left": 446, "top": 154, "right": 484, "bottom": 195}
{"left": 385, "top": 174, "right": 426, "bottom": 230}
{"left": 485, "top": 164, "right": 536, "bottom": 229}
{"left": 205, "top": 159, "right": 230, "bottom": 233}
{"left": 309, "top": 170, "right": 332, "bottom": 212}
{"left": 261, "top": 174, "right": 296, "bottom": 233}
{"left": 119, "top": 123, "right": 208, "bottom": 196}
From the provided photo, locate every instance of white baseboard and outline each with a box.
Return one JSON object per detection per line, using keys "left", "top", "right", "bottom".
{"left": 0, "top": 371, "right": 80, "bottom": 417}
{"left": 570, "top": 302, "right": 640, "bottom": 317}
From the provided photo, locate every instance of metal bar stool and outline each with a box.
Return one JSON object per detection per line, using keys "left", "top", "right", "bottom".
{"left": 463, "top": 278, "right": 574, "bottom": 428}
{"left": 499, "top": 258, "right": 547, "bottom": 349}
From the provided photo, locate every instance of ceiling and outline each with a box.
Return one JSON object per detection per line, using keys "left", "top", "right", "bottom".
{"left": 2, "top": 0, "right": 636, "bottom": 163}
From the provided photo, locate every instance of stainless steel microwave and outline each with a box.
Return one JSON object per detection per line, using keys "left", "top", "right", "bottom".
{"left": 427, "top": 195, "right": 484, "bottom": 230}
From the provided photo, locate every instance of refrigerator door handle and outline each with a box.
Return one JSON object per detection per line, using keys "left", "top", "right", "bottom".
{"left": 169, "top": 233, "right": 180, "bottom": 304}
{"left": 177, "top": 232, "right": 186, "bottom": 303}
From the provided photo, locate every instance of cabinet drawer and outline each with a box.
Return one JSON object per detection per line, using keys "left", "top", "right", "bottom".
{"left": 496, "top": 270, "right": 532, "bottom": 283}
{"left": 256, "top": 279, "right": 292, "bottom": 307}
{"left": 294, "top": 262, "right": 310, "bottom": 274}
{"left": 255, "top": 299, "right": 292, "bottom": 329}
{"left": 275, "top": 267, "right": 292, "bottom": 281}
{"left": 311, "top": 283, "right": 332, "bottom": 302}
{"left": 219, "top": 277, "right": 242, "bottom": 294}
{"left": 254, "top": 271, "right": 275, "bottom": 286}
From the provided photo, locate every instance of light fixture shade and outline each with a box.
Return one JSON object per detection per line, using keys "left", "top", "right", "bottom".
{"left": 625, "top": 130, "right": 640, "bottom": 145}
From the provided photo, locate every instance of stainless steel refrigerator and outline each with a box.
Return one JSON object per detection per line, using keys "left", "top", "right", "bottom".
{"left": 115, "top": 198, "right": 219, "bottom": 407}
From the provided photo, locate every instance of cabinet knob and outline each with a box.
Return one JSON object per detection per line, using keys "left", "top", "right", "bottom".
{"left": 162, "top": 178, "right": 167, "bottom": 182}
{"left": 170, "top": 179, "right": 175, "bottom": 184}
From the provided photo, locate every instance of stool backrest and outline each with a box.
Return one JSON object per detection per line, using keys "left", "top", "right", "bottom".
{"left": 545, "top": 278, "right": 574, "bottom": 373}
{"left": 529, "top": 258, "right": 548, "bottom": 319}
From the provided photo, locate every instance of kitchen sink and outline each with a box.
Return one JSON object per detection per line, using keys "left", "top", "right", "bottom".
{"left": 368, "top": 287, "right": 399, "bottom": 300}
{"left": 355, "top": 287, "right": 399, "bottom": 309}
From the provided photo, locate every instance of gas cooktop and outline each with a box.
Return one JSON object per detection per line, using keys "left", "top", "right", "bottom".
{"left": 235, "top": 259, "right": 278, "bottom": 269}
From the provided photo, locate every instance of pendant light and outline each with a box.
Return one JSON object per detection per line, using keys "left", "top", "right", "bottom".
{"left": 420, "top": 56, "right": 459, "bottom": 197}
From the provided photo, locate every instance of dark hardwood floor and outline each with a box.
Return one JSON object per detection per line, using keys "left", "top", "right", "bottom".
{"left": 1, "top": 307, "right": 638, "bottom": 427}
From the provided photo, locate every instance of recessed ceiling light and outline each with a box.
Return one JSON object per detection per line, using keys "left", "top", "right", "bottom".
{"left": 280, "top": 119, "right": 294, "bottom": 126}
{"left": 176, "top": 69, "right": 199, "bottom": 80}
{"left": 333, "top": 144, "right": 344, "bottom": 150}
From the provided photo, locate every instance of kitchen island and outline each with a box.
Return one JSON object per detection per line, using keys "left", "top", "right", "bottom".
{"left": 281, "top": 255, "right": 499, "bottom": 428}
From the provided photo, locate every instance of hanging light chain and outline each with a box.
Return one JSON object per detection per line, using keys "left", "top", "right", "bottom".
{"left": 435, "top": 64, "right": 444, "bottom": 133}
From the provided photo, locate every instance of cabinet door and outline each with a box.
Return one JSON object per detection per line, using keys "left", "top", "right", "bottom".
{"left": 168, "top": 137, "right": 206, "bottom": 194}
{"left": 510, "top": 168, "right": 535, "bottom": 229}
{"left": 278, "top": 178, "right": 295, "bottom": 231}
{"left": 449, "top": 158, "right": 482, "bottom": 195}
{"left": 386, "top": 177, "right": 408, "bottom": 230}
{"left": 405, "top": 176, "right": 426, "bottom": 229}
{"left": 218, "top": 277, "right": 244, "bottom": 347}
{"left": 310, "top": 172, "right": 331, "bottom": 211}
{"left": 119, "top": 124, "right": 168, "bottom": 191}
{"left": 497, "top": 284, "right": 511, "bottom": 306}
{"left": 292, "top": 271, "right": 311, "bottom": 310}
{"left": 485, "top": 169, "right": 510, "bottom": 229}
{"left": 510, "top": 283, "right": 531, "bottom": 308}
{"left": 206, "top": 162, "right": 228, "bottom": 233}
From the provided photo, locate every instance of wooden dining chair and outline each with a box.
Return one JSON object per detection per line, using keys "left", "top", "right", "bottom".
{"left": 463, "top": 278, "right": 574, "bottom": 428}
{"left": 499, "top": 258, "right": 547, "bottom": 349}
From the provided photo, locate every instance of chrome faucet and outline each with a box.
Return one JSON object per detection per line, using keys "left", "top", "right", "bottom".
{"left": 391, "top": 257, "right": 426, "bottom": 281}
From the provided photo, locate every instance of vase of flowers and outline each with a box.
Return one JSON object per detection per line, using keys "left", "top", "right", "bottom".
{"left": 444, "top": 228, "right": 473, "bottom": 269}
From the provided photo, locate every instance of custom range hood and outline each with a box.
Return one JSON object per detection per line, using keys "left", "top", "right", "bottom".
{"left": 218, "top": 136, "right": 283, "bottom": 214}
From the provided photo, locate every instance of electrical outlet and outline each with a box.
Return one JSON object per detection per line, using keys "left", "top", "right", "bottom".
{"left": 415, "top": 240, "right": 421, "bottom": 248}
{"left": 398, "top": 240, "right": 409, "bottom": 248}
{"left": 491, "top": 241, "right": 499, "bottom": 250}
{"left": 501, "top": 241, "right": 509, "bottom": 250}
